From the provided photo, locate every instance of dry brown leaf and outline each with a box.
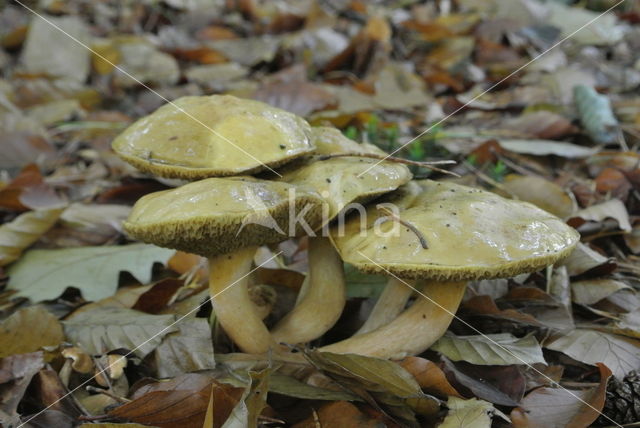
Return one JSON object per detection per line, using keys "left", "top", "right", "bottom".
{"left": 500, "top": 174, "right": 575, "bottom": 218}
{"left": 397, "top": 357, "right": 463, "bottom": 398}
{"left": 0, "top": 164, "right": 63, "bottom": 212}
{"left": 0, "top": 306, "right": 64, "bottom": 358}
{"left": 132, "top": 278, "right": 184, "bottom": 314}
{"left": 291, "top": 401, "right": 386, "bottom": 428}
{"left": 511, "top": 364, "right": 611, "bottom": 428}
{"left": 502, "top": 111, "right": 577, "bottom": 139}
{"left": 0, "top": 208, "right": 63, "bottom": 267}
{"left": 110, "top": 373, "right": 243, "bottom": 428}
{"left": 323, "top": 15, "right": 391, "bottom": 80}
{"left": 0, "top": 351, "right": 45, "bottom": 425}
{"left": 463, "top": 295, "right": 545, "bottom": 327}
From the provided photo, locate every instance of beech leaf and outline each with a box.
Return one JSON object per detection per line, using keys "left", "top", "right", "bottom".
{"left": 544, "top": 329, "right": 640, "bottom": 379}
{"left": 511, "top": 364, "right": 611, "bottom": 428}
{"left": 0, "top": 306, "right": 64, "bottom": 358}
{"left": 0, "top": 208, "right": 64, "bottom": 267}
{"left": 63, "top": 307, "right": 178, "bottom": 358}
{"left": 432, "top": 333, "right": 546, "bottom": 366}
{"left": 7, "top": 243, "right": 174, "bottom": 301}
{"left": 154, "top": 318, "right": 216, "bottom": 378}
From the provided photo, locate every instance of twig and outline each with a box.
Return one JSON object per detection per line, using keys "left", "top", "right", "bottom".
{"left": 317, "top": 153, "right": 460, "bottom": 177}
{"left": 377, "top": 205, "right": 428, "bottom": 249}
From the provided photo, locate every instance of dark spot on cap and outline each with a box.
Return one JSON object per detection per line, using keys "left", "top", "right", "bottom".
{"left": 169, "top": 136, "right": 178, "bottom": 141}
{"left": 326, "top": 178, "right": 331, "bottom": 183}
{"left": 279, "top": 144, "right": 286, "bottom": 149}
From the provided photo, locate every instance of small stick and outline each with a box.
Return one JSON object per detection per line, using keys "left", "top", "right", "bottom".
{"left": 377, "top": 205, "right": 428, "bottom": 249}
{"left": 317, "top": 153, "right": 460, "bottom": 177}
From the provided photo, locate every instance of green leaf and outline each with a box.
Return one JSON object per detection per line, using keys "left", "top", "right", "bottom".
{"left": 433, "top": 334, "right": 546, "bottom": 366}
{"left": 63, "top": 307, "right": 178, "bottom": 358}
{"left": 7, "top": 244, "right": 174, "bottom": 302}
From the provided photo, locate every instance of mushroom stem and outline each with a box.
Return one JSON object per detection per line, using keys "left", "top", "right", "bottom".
{"left": 271, "top": 237, "right": 346, "bottom": 345}
{"left": 356, "top": 277, "right": 414, "bottom": 335}
{"left": 209, "top": 246, "right": 273, "bottom": 354}
{"left": 320, "top": 280, "right": 466, "bottom": 359}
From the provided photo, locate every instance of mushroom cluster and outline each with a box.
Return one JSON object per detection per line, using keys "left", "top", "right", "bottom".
{"left": 114, "top": 94, "right": 579, "bottom": 359}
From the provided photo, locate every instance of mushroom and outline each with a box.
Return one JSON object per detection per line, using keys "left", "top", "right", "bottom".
{"left": 112, "top": 95, "right": 315, "bottom": 179}
{"left": 124, "top": 176, "right": 324, "bottom": 354}
{"left": 270, "top": 127, "right": 412, "bottom": 345}
{"left": 321, "top": 180, "right": 579, "bottom": 359}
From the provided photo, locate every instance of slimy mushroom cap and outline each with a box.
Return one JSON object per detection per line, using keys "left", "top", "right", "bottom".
{"left": 330, "top": 180, "right": 580, "bottom": 281}
{"left": 112, "top": 95, "right": 315, "bottom": 179}
{"left": 124, "top": 177, "right": 324, "bottom": 256}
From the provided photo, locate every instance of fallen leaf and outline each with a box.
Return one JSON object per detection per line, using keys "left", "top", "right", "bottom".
{"left": 545, "top": 329, "right": 640, "bottom": 379}
{"left": 132, "top": 278, "right": 185, "bottom": 314}
{"left": 571, "top": 279, "right": 630, "bottom": 305}
{"left": 7, "top": 243, "right": 174, "bottom": 301}
{"left": 266, "top": 373, "right": 359, "bottom": 401}
{"left": 502, "top": 111, "right": 577, "bottom": 140}
{"left": 498, "top": 140, "right": 598, "bottom": 158}
{"left": 64, "top": 307, "right": 178, "bottom": 358}
{"left": 433, "top": 333, "right": 546, "bottom": 366}
{"left": 570, "top": 199, "right": 631, "bottom": 232}
{"left": 0, "top": 164, "right": 63, "bottom": 212}
{"left": 154, "top": 318, "right": 215, "bottom": 378}
{"left": 398, "top": 357, "right": 463, "bottom": 398}
{"left": 441, "top": 358, "right": 523, "bottom": 407}
{"left": 463, "top": 295, "right": 544, "bottom": 327}
{"left": 0, "top": 306, "right": 64, "bottom": 358}
{"left": 291, "top": 401, "right": 385, "bottom": 428}
{"left": 111, "top": 374, "right": 243, "bottom": 428}
{"left": 438, "top": 397, "right": 498, "bottom": 428}
{"left": 0, "top": 208, "right": 64, "bottom": 267}
{"left": 221, "top": 368, "right": 270, "bottom": 428}
{"left": 511, "top": 364, "right": 612, "bottom": 428}
{"left": 500, "top": 174, "right": 575, "bottom": 218}
{"left": 20, "top": 14, "right": 91, "bottom": 81}
{"left": 305, "top": 350, "right": 440, "bottom": 421}
{"left": 0, "top": 351, "right": 44, "bottom": 425}
{"left": 548, "top": 2, "right": 623, "bottom": 45}
{"left": 561, "top": 243, "right": 616, "bottom": 277}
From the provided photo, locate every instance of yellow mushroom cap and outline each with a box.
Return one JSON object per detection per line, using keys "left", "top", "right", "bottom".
{"left": 279, "top": 127, "right": 412, "bottom": 221}
{"left": 112, "top": 95, "right": 315, "bottom": 179}
{"left": 330, "top": 180, "right": 580, "bottom": 281}
{"left": 124, "top": 177, "right": 324, "bottom": 256}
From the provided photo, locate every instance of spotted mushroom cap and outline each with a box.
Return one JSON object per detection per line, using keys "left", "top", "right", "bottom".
{"left": 330, "top": 180, "right": 580, "bottom": 281}
{"left": 124, "top": 177, "right": 324, "bottom": 257}
{"left": 112, "top": 95, "right": 315, "bottom": 179}
{"left": 279, "top": 127, "right": 412, "bottom": 221}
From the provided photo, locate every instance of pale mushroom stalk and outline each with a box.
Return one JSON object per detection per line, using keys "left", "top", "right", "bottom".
{"left": 209, "top": 246, "right": 274, "bottom": 354}
{"left": 355, "top": 277, "right": 415, "bottom": 335}
{"left": 321, "top": 280, "right": 466, "bottom": 358}
{"left": 325, "top": 180, "right": 580, "bottom": 359}
{"left": 271, "top": 237, "right": 346, "bottom": 344}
